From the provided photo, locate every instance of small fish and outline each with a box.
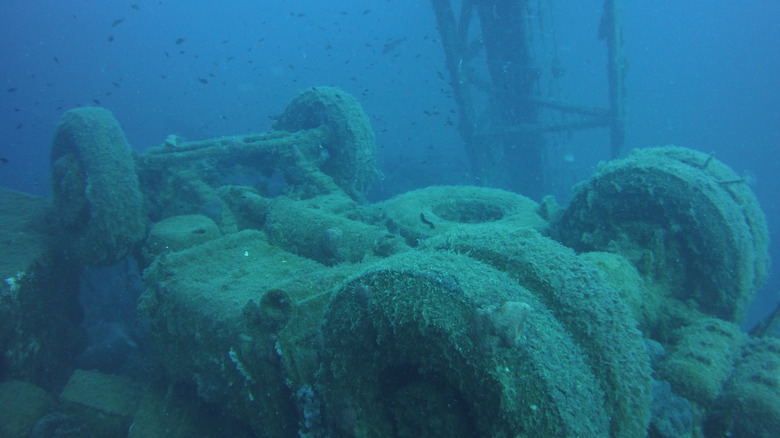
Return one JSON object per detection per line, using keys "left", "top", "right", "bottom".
{"left": 420, "top": 213, "right": 435, "bottom": 229}
{"left": 112, "top": 82, "right": 121, "bottom": 88}
{"left": 363, "top": 9, "right": 371, "bottom": 15}
{"left": 54, "top": 56, "right": 59, "bottom": 63}
{"left": 382, "top": 37, "right": 407, "bottom": 55}
{"left": 130, "top": 3, "right": 140, "bottom": 10}
{"left": 6, "top": 87, "right": 18, "bottom": 92}
{"left": 92, "top": 99, "right": 101, "bottom": 105}
{"left": 0, "top": 158, "right": 9, "bottom": 164}
{"left": 175, "top": 37, "right": 186, "bottom": 45}
{"left": 111, "top": 18, "right": 125, "bottom": 27}
{"left": 108, "top": 35, "right": 115, "bottom": 42}
{"left": 198, "top": 78, "right": 208, "bottom": 84}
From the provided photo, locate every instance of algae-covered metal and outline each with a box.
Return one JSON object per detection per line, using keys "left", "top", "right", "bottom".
{"left": 2, "top": 88, "right": 776, "bottom": 437}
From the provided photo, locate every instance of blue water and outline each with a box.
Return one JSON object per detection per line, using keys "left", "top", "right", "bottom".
{"left": 1, "top": 1, "right": 778, "bottom": 327}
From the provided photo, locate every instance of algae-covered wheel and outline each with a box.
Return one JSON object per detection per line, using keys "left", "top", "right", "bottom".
{"left": 273, "top": 86, "right": 376, "bottom": 200}
{"left": 422, "top": 225, "right": 653, "bottom": 438}
{"left": 379, "top": 185, "right": 547, "bottom": 245}
{"left": 704, "top": 336, "right": 780, "bottom": 437}
{"left": 317, "top": 251, "right": 613, "bottom": 437}
{"left": 554, "top": 146, "right": 769, "bottom": 323}
{"left": 50, "top": 107, "right": 146, "bottom": 266}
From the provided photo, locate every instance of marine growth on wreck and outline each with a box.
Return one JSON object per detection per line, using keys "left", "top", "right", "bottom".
{"left": 0, "top": 84, "right": 776, "bottom": 437}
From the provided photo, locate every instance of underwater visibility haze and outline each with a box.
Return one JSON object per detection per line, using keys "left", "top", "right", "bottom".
{"left": 1, "top": 1, "right": 779, "bottom": 436}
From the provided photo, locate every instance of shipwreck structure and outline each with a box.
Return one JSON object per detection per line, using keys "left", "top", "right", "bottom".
{"left": 0, "top": 85, "right": 776, "bottom": 437}
{"left": 431, "top": 0, "right": 626, "bottom": 199}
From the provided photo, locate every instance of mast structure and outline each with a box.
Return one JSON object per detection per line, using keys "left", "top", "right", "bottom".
{"left": 431, "top": 0, "right": 626, "bottom": 199}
